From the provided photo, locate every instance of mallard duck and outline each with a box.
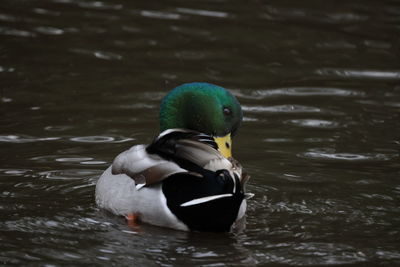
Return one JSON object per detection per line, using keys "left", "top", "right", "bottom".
{"left": 95, "top": 82, "right": 250, "bottom": 232}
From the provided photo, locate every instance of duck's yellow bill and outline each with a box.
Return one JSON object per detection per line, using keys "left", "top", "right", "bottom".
{"left": 214, "top": 133, "right": 232, "bottom": 158}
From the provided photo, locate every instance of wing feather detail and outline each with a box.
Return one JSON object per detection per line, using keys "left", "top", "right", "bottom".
{"left": 147, "top": 128, "right": 233, "bottom": 172}
{"left": 111, "top": 144, "right": 187, "bottom": 186}
{"left": 180, "top": 194, "right": 233, "bottom": 207}
{"left": 110, "top": 129, "right": 249, "bottom": 188}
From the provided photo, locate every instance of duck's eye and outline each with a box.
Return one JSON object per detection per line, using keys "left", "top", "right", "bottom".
{"left": 223, "top": 107, "right": 232, "bottom": 116}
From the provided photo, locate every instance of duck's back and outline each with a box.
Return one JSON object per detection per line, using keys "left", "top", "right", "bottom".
{"left": 96, "top": 158, "right": 189, "bottom": 231}
{"left": 95, "top": 129, "right": 247, "bottom": 232}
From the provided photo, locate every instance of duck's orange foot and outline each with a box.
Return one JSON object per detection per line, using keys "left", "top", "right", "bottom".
{"left": 125, "top": 213, "right": 141, "bottom": 228}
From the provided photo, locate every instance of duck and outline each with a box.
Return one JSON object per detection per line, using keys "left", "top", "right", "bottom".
{"left": 95, "top": 82, "right": 251, "bottom": 232}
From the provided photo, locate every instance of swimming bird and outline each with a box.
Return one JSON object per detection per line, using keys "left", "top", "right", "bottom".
{"left": 95, "top": 82, "right": 250, "bottom": 232}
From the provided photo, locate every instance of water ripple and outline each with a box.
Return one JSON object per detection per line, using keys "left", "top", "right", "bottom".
{"left": 94, "top": 51, "right": 122, "bottom": 60}
{"left": 0, "top": 66, "right": 15, "bottom": 73}
{"left": 77, "top": 1, "right": 122, "bottom": 10}
{"left": 287, "top": 119, "right": 339, "bottom": 128}
{"left": 70, "top": 136, "right": 133, "bottom": 143}
{"left": 176, "top": 8, "right": 229, "bottom": 18}
{"left": 140, "top": 10, "right": 181, "bottom": 20}
{"left": 299, "top": 150, "right": 395, "bottom": 161}
{"left": 242, "top": 105, "right": 321, "bottom": 113}
{"left": 316, "top": 40, "right": 357, "bottom": 49}
{"left": 38, "top": 169, "right": 100, "bottom": 180}
{"left": 33, "top": 8, "right": 61, "bottom": 16}
{"left": 0, "top": 13, "right": 17, "bottom": 22}
{"left": 0, "top": 169, "right": 31, "bottom": 177}
{"left": 263, "top": 138, "right": 293, "bottom": 143}
{"left": 0, "top": 27, "right": 36, "bottom": 37}
{"left": 2, "top": 215, "right": 112, "bottom": 233}
{"left": 291, "top": 242, "right": 367, "bottom": 265}
{"left": 33, "top": 156, "right": 79, "bottom": 162}
{"left": 30, "top": 155, "right": 108, "bottom": 166}
{"left": 70, "top": 49, "right": 122, "bottom": 60}
{"left": 35, "top": 26, "right": 64, "bottom": 35}
{"left": 1, "top": 96, "right": 13, "bottom": 102}
{"left": 0, "top": 134, "right": 134, "bottom": 144}
{"left": 243, "top": 116, "right": 258, "bottom": 122}
{"left": 118, "top": 103, "right": 156, "bottom": 109}
{"left": 253, "top": 241, "right": 367, "bottom": 265}
{"left": 304, "top": 138, "right": 335, "bottom": 143}
{"left": 316, "top": 68, "right": 400, "bottom": 80}
{"left": 44, "top": 125, "right": 74, "bottom": 131}
{"left": 376, "top": 250, "right": 400, "bottom": 260}
{"left": 0, "top": 135, "right": 60, "bottom": 143}
{"left": 237, "top": 87, "right": 363, "bottom": 99}
{"left": 80, "top": 160, "right": 108, "bottom": 165}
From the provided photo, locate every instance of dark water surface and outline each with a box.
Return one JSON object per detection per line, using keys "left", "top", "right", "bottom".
{"left": 1, "top": 0, "right": 400, "bottom": 265}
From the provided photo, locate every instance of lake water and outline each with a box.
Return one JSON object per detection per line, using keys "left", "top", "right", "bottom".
{"left": 1, "top": 0, "right": 400, "bottom": 265}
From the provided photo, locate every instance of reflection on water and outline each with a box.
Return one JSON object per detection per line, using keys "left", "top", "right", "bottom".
{"left": 243, "top": 105, "right": 322, "bottom": 113}
{"left": 300, "top": 151, "right": 395, "bottom": 161}
{"left": 0, "top": 135, "right": 61, "bottom": 143}
{"left": 316, "top": 68, "right": 400, "bottom": 79}
{"left": 1, "top": 0, "right": 400, "bottom": 265}
{"left": 236, "top": 87, "right": 364, "bottom": 98}
{"left": 287, "top": 119, "right": 338, "bottom": 128}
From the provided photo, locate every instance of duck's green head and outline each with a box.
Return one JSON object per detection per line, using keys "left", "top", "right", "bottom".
{"left": 160, "top": 82, "right": 243, "bottom": 158}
